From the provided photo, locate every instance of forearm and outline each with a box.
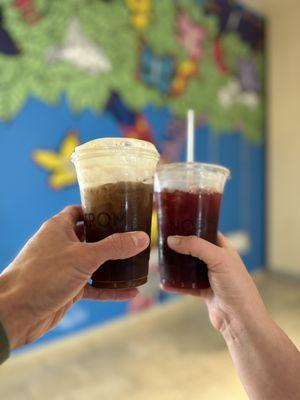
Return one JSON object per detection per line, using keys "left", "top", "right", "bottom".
{"left": 222, "top": 309, "right": 300, "bottom": 400}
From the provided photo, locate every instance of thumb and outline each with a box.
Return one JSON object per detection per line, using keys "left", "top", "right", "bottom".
{"left": 167, "top": 235, "right": 224, "bottom": 268}
{"left": 80, "top": 231, "right": 150, "bottom": 274}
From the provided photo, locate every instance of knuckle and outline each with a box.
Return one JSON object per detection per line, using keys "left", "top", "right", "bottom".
{"left": 185, "top": 235, "right": 199, "bottom": 250}
{"left": 48, "top": 214, "right": 62, "bottom": 225}
{"left": 189, "top": 235, "right": 199, "bottom": 245}
{"left": 40, "top": 216, "right": 59, "bottom": 231}
{"left": 62, "top": 205, "right": 79, "bottom": 217}
{"left": 109, "top": 233, "right": 126, "bottom": 255}
{"left": 62, "top": 205, "right": 74, "bottom": 213}
{"left": 50, "top": 213, "right": 72, "bottom": 230}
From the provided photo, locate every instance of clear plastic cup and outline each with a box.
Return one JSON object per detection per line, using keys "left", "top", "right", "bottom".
{"left": 154, "top": 162, "right": 230, "bottom": 289}
{"left": 71, "top": 138, "right": 160, "bottom": 289}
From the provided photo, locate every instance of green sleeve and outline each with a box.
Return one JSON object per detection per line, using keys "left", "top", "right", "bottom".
{"left": 0, "top": 320, "right": 10, "bottom": 364}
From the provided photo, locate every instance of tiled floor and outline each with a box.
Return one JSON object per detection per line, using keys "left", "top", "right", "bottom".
{"left": 1, "top": 272, "right": 300, "bottom": 400}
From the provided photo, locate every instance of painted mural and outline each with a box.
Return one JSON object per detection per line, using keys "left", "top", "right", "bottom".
{"left": 0, "top": 0, "right": 265, "bottom": 348}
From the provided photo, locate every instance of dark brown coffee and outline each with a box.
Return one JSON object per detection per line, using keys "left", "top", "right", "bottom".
{"left": 82, "top": 181, "right": 153, "bottom": 289}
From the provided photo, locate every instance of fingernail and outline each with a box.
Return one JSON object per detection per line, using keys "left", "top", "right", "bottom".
{"left": 167, "top": 236, "right": 181, "bottom": 246}
{"left": 132, "top": 232, "right": 149, "bottom": 247}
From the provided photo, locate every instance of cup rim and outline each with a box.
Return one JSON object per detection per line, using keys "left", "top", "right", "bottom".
{"left": 156, "top": 162, "right": 230, "bottom": 177}
{"left": 71, "top": 137, "right": 160, "bottom": 164}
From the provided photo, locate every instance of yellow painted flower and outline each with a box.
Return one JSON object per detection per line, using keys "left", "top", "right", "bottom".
{"left": 33, "top": 131, "right": 79, "bottom": 190}
{"left": 171, "top": 59, "right": 198, "bottom": 96}
{"left": 126, "top": 0, "right": 151, "bottom": 30}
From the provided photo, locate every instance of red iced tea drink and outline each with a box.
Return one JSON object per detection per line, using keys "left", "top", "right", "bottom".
{"left": 156, "top": 188, "right": 222, "bottom": 289}
{"left": 155, "top": 163, "right": 229, "bottom": 290}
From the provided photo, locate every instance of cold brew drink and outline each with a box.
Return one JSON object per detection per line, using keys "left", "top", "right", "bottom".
{"left": 72, "top": 138, "right": 159, "bottom": 289}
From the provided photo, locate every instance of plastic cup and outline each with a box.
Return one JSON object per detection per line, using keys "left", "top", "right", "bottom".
{"left": 154, "top": 162, "right": 230, "bottom": 289}
{"left": 71, "top": 138, "right": 160, "bottom": 289}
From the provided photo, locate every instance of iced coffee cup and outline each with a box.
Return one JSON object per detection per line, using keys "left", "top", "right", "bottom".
{"left": 155, "top": 162, "right": 230, "bottom": 290}
{"left": 71, "top": 138, "right": 160, "bottom": 289}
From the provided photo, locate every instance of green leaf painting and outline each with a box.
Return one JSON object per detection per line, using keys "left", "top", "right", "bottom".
{"left": 0, "top": 0, "right": 265, "bottom": 142}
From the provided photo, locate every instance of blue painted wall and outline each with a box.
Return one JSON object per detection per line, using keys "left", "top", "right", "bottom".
{"left": 0, "top": 96, "right": 265, "bottom": 349}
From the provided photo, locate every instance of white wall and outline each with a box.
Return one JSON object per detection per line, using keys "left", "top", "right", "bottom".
{"left": 243, "top": 0, "right": 300, "bottom": 275}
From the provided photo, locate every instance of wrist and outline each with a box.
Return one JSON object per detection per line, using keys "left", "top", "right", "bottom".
{"left": 0, "top": 318, "right": 10, "bottom": 363}
{"left": 220, "top": 305, "right": 271, "bottom": 346}
{"left": 0, "top": 271, "right": 33, "bottom": 350}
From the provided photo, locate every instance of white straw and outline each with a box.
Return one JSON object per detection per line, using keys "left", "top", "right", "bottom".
{"left": 187, "top": 109, "right": 195, "bottom": 162}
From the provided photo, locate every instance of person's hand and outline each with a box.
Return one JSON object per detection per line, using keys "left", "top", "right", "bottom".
{"left": 163, "top": 235, "right": 300, "bottom": 399}
{"left": 163, "top": 233, "right": 268, "bottom": 338}
{"left": 0, "top": 206, "right": 149, "bottom": 350}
